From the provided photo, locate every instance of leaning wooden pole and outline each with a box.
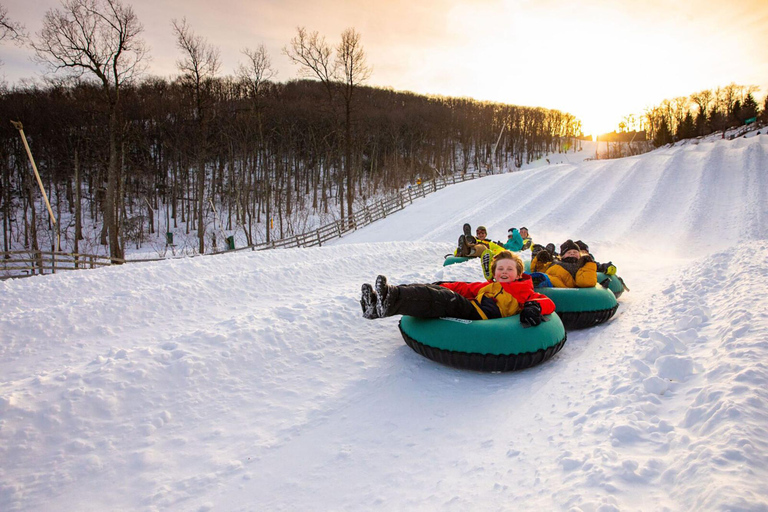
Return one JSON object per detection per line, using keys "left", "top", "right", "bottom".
{"left": 12, "top": 120, "right": 60, "bottom": 256}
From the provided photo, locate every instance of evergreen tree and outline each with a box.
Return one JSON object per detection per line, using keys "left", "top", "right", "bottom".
{"left": 761, "top": 96, "right": 768, "bottom": 124}
{"left": 654, "top": 117, "right": 673, "bottom": 147}
{"left": 709, "top": 107, "right": 726, "bottom": 133}
{"left": 677, "top": 112, "right": 696, "bottom": 140}
{"left": 740, "top": 93, "right": 759, "bottom": 123}
{"left": 694, "top": 110, "right": 708, "bottom": 136}
{"left": 731, "top": 100, "right": 742, "bottom": 127}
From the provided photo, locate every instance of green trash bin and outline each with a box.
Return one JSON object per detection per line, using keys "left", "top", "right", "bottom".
{"left": 166, "top": 232, "right": 174, "bottom": 245}
{"left": 226, "top": 235, "right": 235, "bottom": 250}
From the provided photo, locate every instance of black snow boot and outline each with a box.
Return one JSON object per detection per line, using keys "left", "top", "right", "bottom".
{"left": 457, "top": 235, "right": 468, "bottom": 257}
{"left": 375, "top": 275, "right": 399, "bottom": 318}
{"left": 463, "top": 223, "right": 472, "bottom": 237}
{"left": 360, "top": 283, "right": 379, "bottom": 319}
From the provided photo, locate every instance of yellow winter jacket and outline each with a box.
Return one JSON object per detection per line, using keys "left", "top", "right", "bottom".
{"left": 471, "top": 282, "right": 522, "bottom": 319}
{"left": 454, "top": 239, "right": 505, "bottom": 257}
{"left": 546, "top": 260, "right": 598, "bottom": 288}
{"left": 530, "top": 253, "right": 553, "bottom": 273}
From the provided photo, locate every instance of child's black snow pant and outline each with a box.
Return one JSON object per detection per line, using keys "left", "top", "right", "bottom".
{"left": 386, "top": 284, "right": 483, "bottom": 320}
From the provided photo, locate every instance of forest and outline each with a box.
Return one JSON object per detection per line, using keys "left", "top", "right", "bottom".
{"left": 0, "top": 2, "right": 581, "bottom": 261}
{"left": 626, "top": 83, "right": 767, "bottom": 146}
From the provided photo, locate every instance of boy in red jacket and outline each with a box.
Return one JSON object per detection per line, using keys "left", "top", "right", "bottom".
{"left": 361, "top": 251, "right": 555, "bottom": 327}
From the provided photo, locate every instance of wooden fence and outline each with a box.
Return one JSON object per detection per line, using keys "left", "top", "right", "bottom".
{"left": 0, "top": 250, "right": 125, "bottom": 279}
{"left": 219, "top": 170, "right": 493, "bottom": 254}
{"left": 1, "top": 169, "right": 495, "bottom": 278}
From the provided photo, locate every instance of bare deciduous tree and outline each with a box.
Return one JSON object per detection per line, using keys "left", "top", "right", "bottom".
{"left": 238, "top": 44, "right": 275, "bottom": 97}
{"left": 32, "top": 0, "right": 147, "bottom": 261}
{"left": 172, "top": 17, "right": 219, "bottom": 254}
{"left": 237, "top": 43, "right": 275, "bottom": 243}
{"left": 336, "top": 28, "right": 371, "bottom": 225}
{"left": 284, "top": 27, "right": 335, "bottom": 100}
{"left": 284, "top": 27, "right": 371, "bottom": 224}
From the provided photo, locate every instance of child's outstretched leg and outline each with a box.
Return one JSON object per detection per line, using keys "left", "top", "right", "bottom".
{"left": 376, "top": 275, "right": 480, "bottom": 320}
{"left": 360, "top": 283, "right": 379, "bottom": 319}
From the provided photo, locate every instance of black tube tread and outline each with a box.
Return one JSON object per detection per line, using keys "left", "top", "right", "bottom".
{"left": 558, "top": 304, "right": 619, "bottom": 330}
{"left": 398, "top": 326, "right": 567, "bottom": 372}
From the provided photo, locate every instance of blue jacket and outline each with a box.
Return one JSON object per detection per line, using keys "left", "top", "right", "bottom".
{"left": 503, "top": 228, "right": 524, "bottom": 252}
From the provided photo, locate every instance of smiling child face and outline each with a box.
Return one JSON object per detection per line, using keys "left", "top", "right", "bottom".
{"left": 563, "top": 249, "right": 580, "bottom": 259}
{"left": 494, "top": 259, "right": 519, "bottom": 283}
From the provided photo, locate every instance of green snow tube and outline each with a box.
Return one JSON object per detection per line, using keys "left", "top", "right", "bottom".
{"left": 398, "top": 313, "right": 567, "bottom": 372}
{"left": 597, "top": 272, "right": 627, "bottom": 299}
{"left": 535, "top": 286, "right": 618, "bottom": 330}
{"left": 443, "top": 255, "right": 471, "bottom": 266}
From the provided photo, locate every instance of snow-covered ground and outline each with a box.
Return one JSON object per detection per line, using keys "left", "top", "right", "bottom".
{"left": 1, "top": 133, "right": 767, "bottom": 511}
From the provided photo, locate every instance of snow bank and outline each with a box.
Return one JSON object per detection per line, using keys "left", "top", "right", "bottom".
{"left": 1, "top": 135, "right": 767, "bottom": 511}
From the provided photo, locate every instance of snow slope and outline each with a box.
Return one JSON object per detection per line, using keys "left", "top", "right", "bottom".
{"left": 1, "top": 134, "right": 767, "bottom": 511}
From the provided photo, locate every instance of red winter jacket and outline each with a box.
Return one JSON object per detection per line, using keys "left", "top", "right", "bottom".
{"left": 440, "top": 274, "right": 556, "bottom": 319}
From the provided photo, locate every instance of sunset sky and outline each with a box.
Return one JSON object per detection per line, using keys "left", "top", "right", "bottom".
{"left": 2, "top": 0, "right": 767, "bottom": 135}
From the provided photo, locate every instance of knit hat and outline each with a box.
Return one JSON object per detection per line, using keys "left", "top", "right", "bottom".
{"left": 520, "top": 226, "right": 528, "bottom": 232}
{"left": 476, "top": 225, "right": 487, "bottom": 232}
{"left": 575, "top": 240, "right": 589, "bottom": 252}
{"left": 560, "top": 239, "right": 580, "bottom": 256}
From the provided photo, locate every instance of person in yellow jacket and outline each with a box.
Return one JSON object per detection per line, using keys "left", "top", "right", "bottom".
{"left": 519, "top": 227, "right": 533, "bottom": 251}
{"left": 455, "top": 224, "right": 505, "bottom": 258}
{"left": 545, "top": 239, "right": 597, "bottom": 288}
{"left": 530, "top": 243, "right": 556, "bottom": 273}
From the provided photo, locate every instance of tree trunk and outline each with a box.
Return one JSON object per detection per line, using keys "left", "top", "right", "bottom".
{"left": 106, "top": 108, "right": 124, "bottom": 261}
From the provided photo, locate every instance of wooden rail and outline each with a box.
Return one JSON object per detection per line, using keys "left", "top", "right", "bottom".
{"left": 0, "top": 250, "right": 125, "bottom": 279}
{"left": 2, "top": 169, "right": 494, "bottom": 278}
{"left": 219, "top": 169, "right": 492, "bottom": 254}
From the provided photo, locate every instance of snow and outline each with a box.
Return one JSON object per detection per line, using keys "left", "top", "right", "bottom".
{"left": 2, "top": 133, "right": 768, "bottom": 511}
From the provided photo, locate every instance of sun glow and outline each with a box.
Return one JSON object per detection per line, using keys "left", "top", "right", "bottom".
{"left": 2, "top": 0, "right": 767, "bottom": 140}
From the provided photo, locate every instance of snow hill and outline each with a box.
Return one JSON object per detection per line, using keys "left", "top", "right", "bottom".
{"left": 1, "top": 134, "right": 767, "bottom": 511}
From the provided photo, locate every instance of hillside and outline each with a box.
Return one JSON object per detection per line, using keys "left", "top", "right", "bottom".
{"left": 1, "top": 133, "right": 767, "bottom": 511}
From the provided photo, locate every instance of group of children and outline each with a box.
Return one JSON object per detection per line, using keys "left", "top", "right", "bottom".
{"left": 360, "top": 224, "right": 617, "bottom": 327}
{"left": 455, "top": 224, "right": 532, "bottom": 258}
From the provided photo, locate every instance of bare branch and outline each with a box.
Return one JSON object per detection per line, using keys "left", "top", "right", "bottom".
{"left": 237, "top": 43, "right": 275, "bottom": 97}
{"left": 0, "top": 4, "right": 25, "bottom": 43}
{"left": 336, "top": 28, "right": 371, "bottom": 92}
{"left": 283, "top": 26, "right": 336, "bottom": 86}
{"left": 31, "top": 0, "right": 147, "bottom": 95}
{"left": 172, "top": 17, "right": 220, "bottom": 90}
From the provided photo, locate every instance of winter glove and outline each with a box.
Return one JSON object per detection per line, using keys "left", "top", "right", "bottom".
{"left": 519, "top": 301, "right": 543, "bottom": 327}
{"left": 536, "top": 250, "right": 553, "bottom": 264}
{"left": 577, "top": 254, "right": 594, "bottom": 267}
